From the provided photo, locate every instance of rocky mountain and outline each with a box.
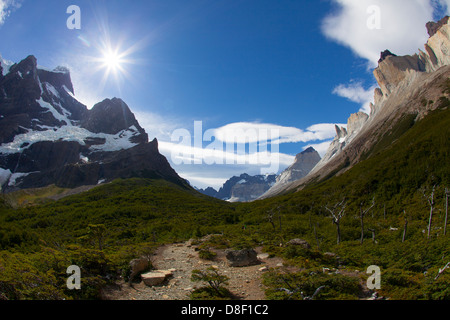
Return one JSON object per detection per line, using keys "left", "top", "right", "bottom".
{"left": 261, "top": 147, "right": 320, "bottom": 197}
{"left": 198, "top": 173, "right": 276, "bottom": 202}
{"left": 0, "top": 55, "right": 186, "bottom": 192}
{"left": 260, "top": 16, "right": 450, "bottom": 199}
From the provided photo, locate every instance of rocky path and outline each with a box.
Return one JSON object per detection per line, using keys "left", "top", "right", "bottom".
{"left": 102, "top": 240, "right": 285, "bottom": 301}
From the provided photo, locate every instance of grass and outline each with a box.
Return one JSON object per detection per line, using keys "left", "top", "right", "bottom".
{"left": 0, "top": 107, "right": 449, "bottom": 300}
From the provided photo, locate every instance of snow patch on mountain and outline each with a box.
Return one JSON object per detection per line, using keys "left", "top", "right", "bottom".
{"left": 8, "top": 172, "right": 33, "bottom": 187}
{"left": 0, "top": 54, "right": 13, "bottom": 76}
{"left": 0, "top": 125, "right": 140, "bottom": 155}
{"left": 0, "top": 168, "right": 12, "bottom": 188}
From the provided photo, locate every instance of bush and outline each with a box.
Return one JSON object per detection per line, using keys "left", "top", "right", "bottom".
{"left": 190, "top": 267, "right": 231, "bottom": 300}
{"left": 198, "top": 249, "right": 217, "bottom": 261}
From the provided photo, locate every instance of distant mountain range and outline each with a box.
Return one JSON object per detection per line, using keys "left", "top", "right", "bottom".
{"left": 1, "top": 16, "right": 449, "bottom": 204}
{"left": 0, "top": 55, "right": 186, "bottom": 192}
{"left": 198, "top": 147, "right": 321, "bottom": 202}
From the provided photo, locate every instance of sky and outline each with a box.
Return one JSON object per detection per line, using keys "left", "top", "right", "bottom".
{"left": 0, "top": 0, "right": 449, "bottom": 190}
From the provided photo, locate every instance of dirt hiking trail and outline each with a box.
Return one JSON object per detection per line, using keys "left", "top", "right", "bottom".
{"left": 102, "top": 239, "right": 286, "bottom": 300}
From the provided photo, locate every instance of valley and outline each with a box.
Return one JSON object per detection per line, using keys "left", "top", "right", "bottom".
{"left": 0, "top": 13, "right": 449, "bottom": 302}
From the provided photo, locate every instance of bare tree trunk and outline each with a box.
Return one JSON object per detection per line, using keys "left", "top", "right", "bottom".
{"left": 402, "top": 211, "right": 408, "bottom": 243}
{"left": 360, "top": 198, "right": 375, "bottom": 245}
{"left": 314, "top": 223, "right": 320, "bottom": 251}
{"left": 336, "top": 222, "right": 341, "bottom": 245}
{"left": 325, "top": 200, "right": 346, "bottom": 245}
{"left": 368, "top": 228, "right": 376, "bottom": 243}
{"left": 427, "top": 187, "right": 436, "bottom": 240}
{"left": 360, "top": 205, "right": 364, "bottom": 245}
{"left": 445, "top": 188, "right": 448, "bottom": 236}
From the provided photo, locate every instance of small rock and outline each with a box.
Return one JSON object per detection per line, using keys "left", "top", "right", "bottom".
{"left": 257, "top": 253, "right": 270, "bottom": 260}
{"left": 287, "top": 239, "right": 311, "bottom": 250}
{"left": 259, "top": 266, "right": 268, "bottom": 272}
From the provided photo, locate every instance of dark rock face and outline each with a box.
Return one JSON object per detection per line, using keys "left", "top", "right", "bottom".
{"left": 378, "top": 50, "right": 397, "bottom": 64}
{"left": 0, "top": 55, "right": 185, "bottom": 192}
{"left": 197, "top": 187, "right": 219, "bottom": 198}
{"left": 426, "top": 16, "right": 450, "bottom": 37}
{"left": 81, "top": 98, "right": 148, "bottom": 143}
{"left": 198, "top": 173, "right": 276, "bottom": 202}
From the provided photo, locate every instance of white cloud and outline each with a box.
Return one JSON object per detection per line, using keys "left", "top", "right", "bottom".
{"left": 333, "top": 81, "right": 377, "bottom": 114}
{"left": 321, "top": 0, "right": 441, "bottom": 68}
{"left": 211, "top": 122, "right": 344, "bottom": 145}
{"left": 0, "top": 0, "right": 22, "bottom": 26}
{"left": 155, "top": 121, "right": 348, "bottom": 189}
{"left": 134, "top": 110, "right": 182, "bottom": 142}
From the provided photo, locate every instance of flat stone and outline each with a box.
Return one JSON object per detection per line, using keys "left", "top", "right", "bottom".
{"left": 257, "top": 253, "right": 270, "bottom": 260}
{"left": 141, "top": 272, "right": 167, "bottom": 287}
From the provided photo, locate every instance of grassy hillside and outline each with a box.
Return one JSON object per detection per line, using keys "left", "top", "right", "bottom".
{"left": 0, "top": 107, "right": 449, "bottom": 300}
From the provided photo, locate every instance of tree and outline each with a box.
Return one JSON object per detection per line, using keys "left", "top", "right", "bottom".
{"left": 402, "top": 210, "right": 409, "bottom": 243}
{"left": 359, "top": 197, "right": 375, "bottom": 245}
{"left": 324, "top": 199, "right": 347, "bottom": 245}
{"left": 191, "top": 267, "right": 230, "bottom": 298}
{"left": 434, "top": 262, "right": 450, "bottom": 280}
{"left": 87, "top": 224, "right": 106, "bottom": 251}
{"left": 445, "top": 187, "right": 449, "bottom": 236}
{"left": 423, "top": 186, "right": 436, "bottom": 240}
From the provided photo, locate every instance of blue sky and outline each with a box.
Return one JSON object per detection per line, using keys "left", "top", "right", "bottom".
{"left": 1, "top": 0, "right": 449, "bottom": 189}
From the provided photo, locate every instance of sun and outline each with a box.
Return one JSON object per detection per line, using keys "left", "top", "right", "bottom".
{"left": 100, "top": 49, "right": 124, "bottom": 73}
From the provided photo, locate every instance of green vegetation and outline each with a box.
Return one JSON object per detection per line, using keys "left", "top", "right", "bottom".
{"left": 0, "top": 107, "right": 449, "bottom": 300}
{"left": 190, "top": 267, "right": 232, "bottom": 300}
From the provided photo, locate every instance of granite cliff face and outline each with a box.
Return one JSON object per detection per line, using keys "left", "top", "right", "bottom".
{"left": 260, "top": 147, "right": 320, "bottom": 198}
{"left": 260, "top": 16, "right": 450, "bottom": 199}
{"left": 0, "top": 55, "right": 185, "bottom": 192}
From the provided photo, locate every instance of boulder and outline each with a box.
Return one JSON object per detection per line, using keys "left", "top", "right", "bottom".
{"left": 129, "top": 257, "right": 150, "bottom": 282}
{"left": 141, "top": 272, "right": 167, "bottom": 287}
{"left": 226, "top": 249, "right": 259, "bottom": 267}
{"left": 287, "top": 239, "right": 311, "bottom": 250}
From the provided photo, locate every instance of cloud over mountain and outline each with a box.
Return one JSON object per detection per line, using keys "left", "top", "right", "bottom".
{"left": 321, "top": 0, "right": 449, "bottom": 67}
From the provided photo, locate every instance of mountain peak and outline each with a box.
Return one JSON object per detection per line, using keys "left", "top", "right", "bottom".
{"left": 82, "top": 98, "right": 148, "bottom": 142}
{"left": 0, "top": 54, "right": 185, "bottom": 192}
{"left": 302, "top": 147, "right": 316, "bottom": 153}
{"left": 426, "top": 16, "right": 450, "bottom": 37}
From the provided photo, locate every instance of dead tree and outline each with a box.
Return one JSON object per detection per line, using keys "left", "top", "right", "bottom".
{"left": 368, "top": 228, "right": 376, "bottom": 244}
{"left": 445, "top": 188, "right": 449, "bottom": 236}
{"left": 424, "top": 186, "right": 436, "bottom": 240}
{"left": 359, "top": 197, "right": 375, "bottom": 245}
{"left": 277, "top": 281, "right": 326, "bottom": 301}
{"left": 434, "top": 262, "right": 450, "bottom": 280}
{"left": 402, "top": 210, "right": 408, "bottom": 243}
{"left": 266, "top": 210, "right": 276, "bottom": 230}
{"left": 267, "top": 206, "right": 282, "bottom": 231}
{"left": 325, "top": 199, "right": 347, "bottom": 245}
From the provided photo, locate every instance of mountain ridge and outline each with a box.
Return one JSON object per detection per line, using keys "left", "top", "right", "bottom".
{"left": 260, "top": 16, "right": 450, "bottom": 199}
{"left": 0, "top": 54, "right": 186, "bottom": 192}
